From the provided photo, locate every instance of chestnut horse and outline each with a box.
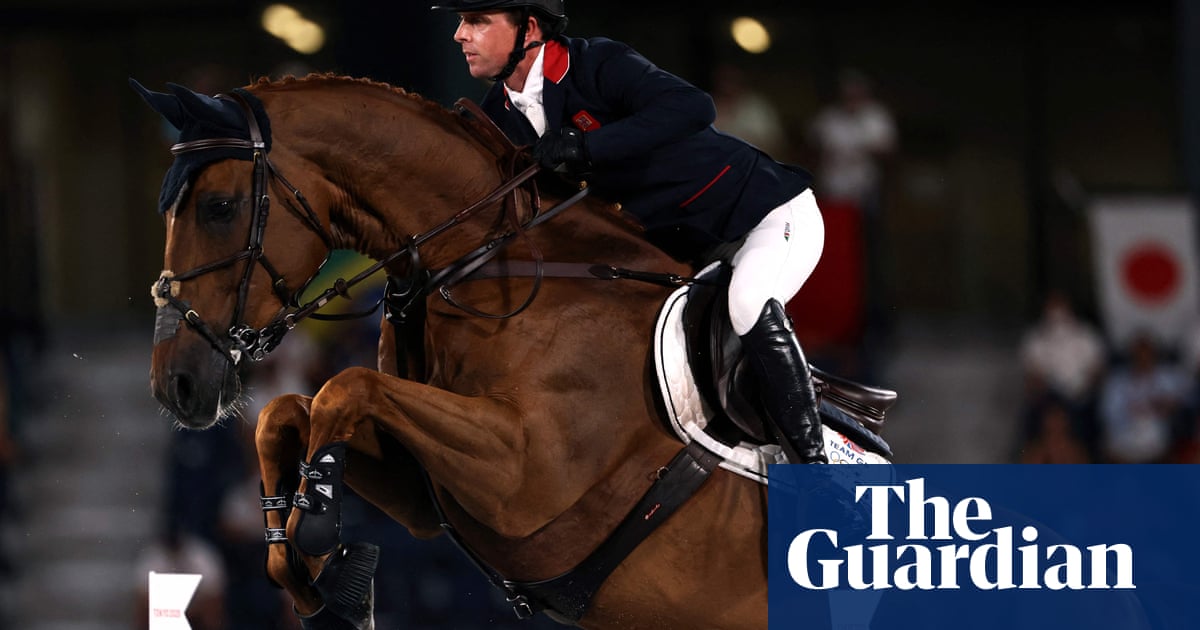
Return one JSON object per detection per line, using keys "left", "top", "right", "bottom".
{"left": 139, "top": 75, "right": 775, "bottom": 629}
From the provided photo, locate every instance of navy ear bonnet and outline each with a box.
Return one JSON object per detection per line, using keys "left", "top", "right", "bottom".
{"left": 130, "top": 79, "right": 272, "bottom": 214}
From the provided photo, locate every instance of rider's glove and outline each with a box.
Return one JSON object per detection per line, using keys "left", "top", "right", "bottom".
{"left": 533, "top": 127, "right": 590, "bottom": 171}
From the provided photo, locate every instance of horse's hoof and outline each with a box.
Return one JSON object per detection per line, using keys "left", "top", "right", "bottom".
{"left": 312, "top": 542, "right": 379, "bottom": 629}
{"left": 294, "top": 442, "right": 348, "bottom": 556}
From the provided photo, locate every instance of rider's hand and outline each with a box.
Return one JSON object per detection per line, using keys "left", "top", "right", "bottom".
{"left": 533, "top": 127, "right": 590, "bottom": 171}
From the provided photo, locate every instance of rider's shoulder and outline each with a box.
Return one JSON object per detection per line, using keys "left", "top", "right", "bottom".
{"left": 566, "top": 36, "right": 638, "bottom": 61}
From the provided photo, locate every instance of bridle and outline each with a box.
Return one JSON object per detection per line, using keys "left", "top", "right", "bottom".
{"left": 153, "top": 91, "right": 339, "bottom": 366}
{"left": 152, "top": 91, "right": 587, "bottom": 366}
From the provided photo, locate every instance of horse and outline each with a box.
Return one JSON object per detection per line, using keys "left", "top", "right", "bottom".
{"left": 136, "top": 74, "right": 887, "bottom": 629}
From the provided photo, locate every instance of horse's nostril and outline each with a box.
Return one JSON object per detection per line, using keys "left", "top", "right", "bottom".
{"left": 169, "top": 373, "right": 194, "bottom": 412}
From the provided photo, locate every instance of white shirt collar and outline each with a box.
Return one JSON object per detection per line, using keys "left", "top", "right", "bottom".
{"left": 505, "top": 45, "right": 547, "bottom": 136}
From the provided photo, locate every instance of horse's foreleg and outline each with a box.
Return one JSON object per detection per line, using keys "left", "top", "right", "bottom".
{"left": 259, "top": 395, "right": 433, "bottom": 630}
{"left": 267, "top": 376, "right": 468, "bottom": 629}
{"left": 255, "top": 394, "right": 323, "bottom": 616}
{"left": 260, "top": 391, "right": 415, "bottom": 624}
{"left": 297, "top": 366, "right": 536, "bottom": 537}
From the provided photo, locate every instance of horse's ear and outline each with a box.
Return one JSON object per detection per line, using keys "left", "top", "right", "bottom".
{"left": 129, "top": 78, "right": 187, "bottom": 130}
{"left": 165, "top": 82, "right": 244, "bottom": 130}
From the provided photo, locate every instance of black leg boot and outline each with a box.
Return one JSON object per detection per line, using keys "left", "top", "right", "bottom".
{"left": 739, "top": 299, "right": 827, "bottom": 464}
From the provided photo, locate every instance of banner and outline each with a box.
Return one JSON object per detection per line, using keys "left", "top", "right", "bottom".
{"left": 1089, "top": 196, "right": 1200, "bottom": 348}
{"left": 768, "top": 465, "right": 1200, "bottom": 630}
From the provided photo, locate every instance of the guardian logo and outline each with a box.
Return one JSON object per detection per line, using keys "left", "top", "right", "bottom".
{"left": 787, "top": 478, "right": 1135, "bottom": 591}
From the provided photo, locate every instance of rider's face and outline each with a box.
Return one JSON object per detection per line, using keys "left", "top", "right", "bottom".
{"left": 454, "top": 11, "right": 519, "bottom": 80}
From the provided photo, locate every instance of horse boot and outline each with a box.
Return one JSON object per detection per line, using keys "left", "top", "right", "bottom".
{"left": 294, "top": 442, "right": 349, "bottom": 556}
{"left": 293, "top": 442, "right": 380, "bottom": 629}
{"left": 739, "top": 299, "right": 827, "bottom": 464}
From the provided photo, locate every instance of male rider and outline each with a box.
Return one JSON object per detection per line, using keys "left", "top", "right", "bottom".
{"left": 432, "top": 0, "right": 828, "bottom": 464}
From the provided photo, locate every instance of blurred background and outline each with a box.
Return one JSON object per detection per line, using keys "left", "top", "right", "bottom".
{"left": 1, "top": 0, "right": 1197, "bottom": 627}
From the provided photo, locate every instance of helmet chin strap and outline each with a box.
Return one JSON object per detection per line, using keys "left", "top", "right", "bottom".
{"left": 491, "top": 8, "right": 544, "bottom": 83}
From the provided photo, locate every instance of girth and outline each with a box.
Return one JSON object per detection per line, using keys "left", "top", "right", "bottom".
{"left": 424, "top": 441, "right": 721, "bottom": 625}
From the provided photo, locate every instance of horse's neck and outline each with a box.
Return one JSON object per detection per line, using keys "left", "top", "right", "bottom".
{"left": 263, "top": 85, "right": 506, "bottom": 265}
{"left": 261, "top": 82, "right": 676, "bottom": 273}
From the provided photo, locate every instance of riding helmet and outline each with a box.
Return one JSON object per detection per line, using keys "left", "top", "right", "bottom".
{"left": 430, "top": 0, "right": 566, "bottom": 19}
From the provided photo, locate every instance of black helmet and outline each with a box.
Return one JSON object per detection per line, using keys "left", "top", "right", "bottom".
{"left": 430, "top": 0, "right": 565, "bottom": 19}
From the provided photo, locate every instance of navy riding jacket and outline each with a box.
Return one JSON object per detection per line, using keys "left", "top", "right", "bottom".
{"left": 479, "top": 36, "right": 812, "bottom": 261}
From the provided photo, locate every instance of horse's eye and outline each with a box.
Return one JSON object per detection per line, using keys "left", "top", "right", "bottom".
{"left": 199, "top": 196, "right": 242, "bottom": 224}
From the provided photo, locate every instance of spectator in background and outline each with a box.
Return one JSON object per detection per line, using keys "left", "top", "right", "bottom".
{"left": 808, "top": 67, "right": 896, "bottom": 212}
{"left": 1020, "top": 394, "right": 1091, "bottom": 464}
{"left": 808, "top": 68, "right": 897, "bottom": 377}
{"left": 1181, "top": 318, "right": 1200, "bottom": 380}
{"left": 1098, "top": 333, "right": 1189, "bottom": 463}
{"left": 711, "top": 63, "right": 788, "bottom": 159}
{"left": 1018, "top": 291, "right": 1107, "bottom": 452}
{"left": 1172, "top": 319, "right": 1200, "bottom": 461}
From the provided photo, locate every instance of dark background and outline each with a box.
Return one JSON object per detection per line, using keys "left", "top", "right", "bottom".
{"left": 0, "top": 0, "right": 1190, "bottom": 329}
{"left": 0, "top": 1, "right": 1194, "bottom": 628}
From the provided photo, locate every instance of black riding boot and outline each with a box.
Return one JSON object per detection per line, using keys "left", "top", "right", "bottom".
{"left": 739, "top": 299, "right": 827, "bottom": 464}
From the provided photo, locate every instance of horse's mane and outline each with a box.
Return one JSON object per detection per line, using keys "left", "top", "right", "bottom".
{"left": 246, "top": 73, "right": 635, "bottom": 229}
{"left": 246, "top": 73, "right": 496, "bottom": 144}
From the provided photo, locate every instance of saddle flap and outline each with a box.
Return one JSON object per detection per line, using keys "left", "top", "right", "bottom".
{"left": 811, "top": 366, "right": 897, "bottom": 434}
{"left": 680, "top": 265, "right": 770, "bottom": 444}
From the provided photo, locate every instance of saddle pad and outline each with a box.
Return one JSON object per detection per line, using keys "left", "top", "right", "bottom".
{"left": 652, "top": 266, "right": 890, "bottom": 485}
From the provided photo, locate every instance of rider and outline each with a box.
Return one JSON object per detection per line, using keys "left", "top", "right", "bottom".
{"left": 431, "top": 0, "right": 828, "bottom": 464}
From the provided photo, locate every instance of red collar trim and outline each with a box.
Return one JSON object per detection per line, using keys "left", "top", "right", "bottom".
{"left": 544, "top": 40, "right": 569, "bottom": 84}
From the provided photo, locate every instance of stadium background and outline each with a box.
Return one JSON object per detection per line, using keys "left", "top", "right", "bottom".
{"left": 0, "top": 1, "right": 1193, "bottom": 628}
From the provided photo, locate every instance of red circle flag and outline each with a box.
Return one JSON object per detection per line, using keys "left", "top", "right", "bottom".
{"left": 1091, "top": 197, "right": 1199, "bottom": 348}
{"left": 1120, "top": 241, "right": 1181, "bottom": 306}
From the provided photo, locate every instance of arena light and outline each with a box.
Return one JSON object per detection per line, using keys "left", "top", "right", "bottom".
{"left": 730, "top": 16, "right": 771, "bottom": 54}
{"left": 261, "top": 4, "right": 326, "bottom": 55}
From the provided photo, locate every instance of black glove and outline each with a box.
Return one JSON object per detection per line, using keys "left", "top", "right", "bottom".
{"left": 532, "top": 127, "right": 590, "bottom": 171}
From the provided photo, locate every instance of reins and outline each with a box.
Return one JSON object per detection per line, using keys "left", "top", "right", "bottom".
{"left": 153, "top": 90, "right": 579, "bottom": 364}
{"left": 154, "top": 90, "right": 709, "bottom": 366}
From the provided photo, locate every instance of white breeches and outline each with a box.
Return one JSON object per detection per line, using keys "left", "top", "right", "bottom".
{"left": 728, "top": 189, "right": 825, "bottom": 336}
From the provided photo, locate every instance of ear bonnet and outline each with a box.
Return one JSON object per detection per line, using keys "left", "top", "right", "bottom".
{"left": 130, "top": 78, "right": 272, "bottom": 213}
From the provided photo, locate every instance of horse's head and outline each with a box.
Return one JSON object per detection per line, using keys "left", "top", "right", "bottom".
{"left": 134, "top": 80, "right": 333, "bottom": 428}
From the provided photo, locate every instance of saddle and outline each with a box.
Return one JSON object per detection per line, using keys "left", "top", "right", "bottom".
{"left": 681, "top": 264, "right": 897, "bottom": 457}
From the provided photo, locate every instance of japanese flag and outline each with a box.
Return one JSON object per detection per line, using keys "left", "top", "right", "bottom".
{"left": 1089, "top": 196, "right": 1200, "bottom": 348}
